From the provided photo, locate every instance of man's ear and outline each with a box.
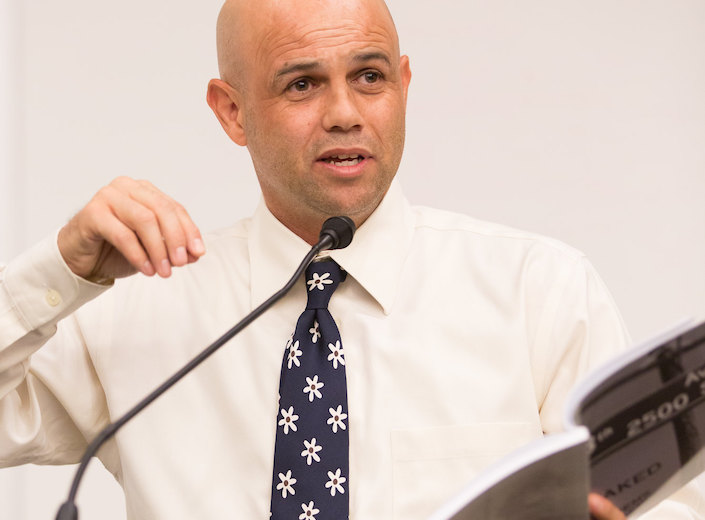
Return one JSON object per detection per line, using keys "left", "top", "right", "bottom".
{"left": 207, "top": 78, "right": 247, "bottom": 146}
{"left": 399, "top": 55, "right": 412, "bottom": 106}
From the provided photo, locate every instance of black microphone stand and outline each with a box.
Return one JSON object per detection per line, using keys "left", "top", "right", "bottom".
{"left": 55, "top": 216, "right": 355, "bottom": 519}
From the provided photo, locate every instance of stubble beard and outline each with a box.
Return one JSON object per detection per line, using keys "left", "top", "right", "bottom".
{"left": 247, "top": 112, "right": 406, "bottom": 234}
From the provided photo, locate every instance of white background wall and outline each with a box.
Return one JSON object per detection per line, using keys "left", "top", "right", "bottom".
{"left": 1, "top": 0, "right": 704, "bottom": 518}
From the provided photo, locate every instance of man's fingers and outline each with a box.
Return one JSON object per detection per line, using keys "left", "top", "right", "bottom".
{"left": 588, "top": 493, "right": 627, "bottom": 520}
{"left": 92, "top": 214, "right": 156, "bottom": 277}
{"left": 104, "top": 178, "right": 205, "bottom": 278}
{"left": 128, "top": 182, "right": 187, "bottom": 270}
{"left": 175, "top": 203, "right": 206, "bottom": 260}
{"left": 106, "top": 187, "right": 173, "bottom": 277}
{"left": 128, "top": 180, "right": 205, "bottom": 266}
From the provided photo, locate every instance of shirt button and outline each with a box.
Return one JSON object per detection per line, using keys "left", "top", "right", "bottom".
{"left": 45, "top": 289, "right": 62, "bottom": 307}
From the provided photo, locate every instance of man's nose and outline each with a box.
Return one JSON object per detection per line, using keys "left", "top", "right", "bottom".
{"left": 321, "top": 83, "right": 363, "bottom": 132}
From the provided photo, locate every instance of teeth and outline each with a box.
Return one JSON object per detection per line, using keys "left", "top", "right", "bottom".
{"left": 324, "top": 154, "right": 363, "bottom": 166}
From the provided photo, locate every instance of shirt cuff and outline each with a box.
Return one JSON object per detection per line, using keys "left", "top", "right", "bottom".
{"left": 1, "top": 231, "right": 113, "bottom": 345}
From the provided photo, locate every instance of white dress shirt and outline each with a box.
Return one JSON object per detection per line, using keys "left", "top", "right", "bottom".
{"left": 0, "top": 182, "right": 699, "bottom": 519}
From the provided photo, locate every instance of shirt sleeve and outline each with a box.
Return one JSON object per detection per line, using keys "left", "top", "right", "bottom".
{"left": 530, "top": 254, "right": 631, "bottom": 434}
{"left": 0, "top": 233, "right": 112, "bottom": 466}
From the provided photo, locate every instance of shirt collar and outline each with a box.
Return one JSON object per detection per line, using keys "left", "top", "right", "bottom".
{"left": 248, "top": 181, "right": 414, "bottom": 315}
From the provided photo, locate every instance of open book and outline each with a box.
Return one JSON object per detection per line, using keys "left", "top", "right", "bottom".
{"left": 429, "top": 320, "right": 705, "bottom": 519}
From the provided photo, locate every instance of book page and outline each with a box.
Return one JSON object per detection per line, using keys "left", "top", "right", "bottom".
{"left": 428, "top": 428, "right": 590, "bottom": 520}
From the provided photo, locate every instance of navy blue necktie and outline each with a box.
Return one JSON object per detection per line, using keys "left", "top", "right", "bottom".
{"left": 270, "top": 259, "right": 349, "bottom": 520}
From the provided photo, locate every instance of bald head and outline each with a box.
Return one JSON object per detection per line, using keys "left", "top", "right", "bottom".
{"left": 215, "top": 0, "right": 399, "bottom": 90}
{"left": 214, "top": 0, "right": 251, "bottom": 88}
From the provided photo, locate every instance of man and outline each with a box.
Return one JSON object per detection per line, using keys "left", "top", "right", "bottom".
{"left": 0, "top": 0, "right": 698, "bottom": 518}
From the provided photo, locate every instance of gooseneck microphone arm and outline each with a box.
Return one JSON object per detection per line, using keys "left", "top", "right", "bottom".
{"left": 55, "top": 216, "right": 356, "bottom": 520}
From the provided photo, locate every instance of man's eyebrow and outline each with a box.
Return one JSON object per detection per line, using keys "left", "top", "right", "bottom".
{"left": 352, "top": 52, "right": 391, "bottom": 66}
{"left": 274, "top": 61, "right": 321, "bottom": 80}
{"left": 273, "top": 53, "right": 392, "bottom": 83}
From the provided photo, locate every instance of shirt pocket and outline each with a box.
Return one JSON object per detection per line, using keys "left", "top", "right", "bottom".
{"left": 391, "top": 422, "right": 539, "bottom": 520}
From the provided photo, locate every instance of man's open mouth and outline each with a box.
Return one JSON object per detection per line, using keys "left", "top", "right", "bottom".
{"left": 320, "top": 154, "right": 365, "bottom": 166}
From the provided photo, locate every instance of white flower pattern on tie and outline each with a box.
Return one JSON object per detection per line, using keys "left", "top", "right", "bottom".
{"left": 309, "top": 321, "right": 321, "bottom": 343}
{"left": 327, "top": 405, "right": 347, "bottom": 433}
{"left": 307, "top": 272, "right": 333, "bottom": 291}
{"left": 325, "top": 468, "right": 346, "bottom": 496}
{"left": 278, "top": 406, "right": 299, "bottom": 434}
{"left": 287, "top": 340, "right": 302, "bottom": 369}
{"left": 276, "top": 470, "right": 297, "bottom": 498}
{"left": 299, "top": 501, "right": 320, "bottom": 520}
{"left": 303, "top": 375, "right": 324, "bottom": 401}
{"left": 327, "top": 340, "right": 345, "bottom": 369}
{"left": 301, "top": 438, "right": 322, "bottom": 465}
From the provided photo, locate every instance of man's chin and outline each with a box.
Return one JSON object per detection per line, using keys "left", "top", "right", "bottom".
{"left": 316, "top": 193, "right": 386, "bottom": 226}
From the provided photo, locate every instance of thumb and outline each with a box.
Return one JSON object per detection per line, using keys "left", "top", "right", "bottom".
{"left": 589, "top": 493, "right": 627, "bottom": 520}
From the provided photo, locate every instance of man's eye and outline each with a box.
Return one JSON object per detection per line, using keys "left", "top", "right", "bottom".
{"left": 362, "top": 71, "right": 381, "bottom": 83}
{"left": 289, "top": 79, "right": 311, "bottom": 92}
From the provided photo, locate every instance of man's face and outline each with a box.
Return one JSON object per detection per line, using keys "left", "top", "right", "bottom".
{"left": 237, "top": 1, "right": 411, "bottom": 238}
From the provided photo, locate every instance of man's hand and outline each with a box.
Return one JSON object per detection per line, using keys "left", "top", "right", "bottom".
{"left": 589, "top": 493, "right": 627, "bottom": 520}
{"left": 57, "top": 176, "right": 205, "bottom": 281}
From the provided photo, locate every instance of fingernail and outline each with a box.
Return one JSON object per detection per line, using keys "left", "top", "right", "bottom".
{"left": 143, "top": 260, "right": 155, "bottom": 276}
{"left": 175, "top": 246, "right": 187, "bottom": 265}
{"left": 191, "top": 238, "right": 205, "bottom": 255}
{"left": 160, "top": 259, "right": 171, "bottom": 277}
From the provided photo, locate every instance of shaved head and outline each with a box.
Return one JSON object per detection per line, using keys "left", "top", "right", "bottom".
{"left": 214, "top": 0, "right": 252, "bottom": 88}
{"left": 215, "top": 0, "right": 399, "bottom": 90}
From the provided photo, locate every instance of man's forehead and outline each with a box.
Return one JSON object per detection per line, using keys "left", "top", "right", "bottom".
{"left": 262, "top": 24, "right": 396, "bottom": 67}
{"left": 216, "top": 0, "right": 399, "bottom": 86}
{"left": 254, "top": 5, "right": 398, "bottom": 65}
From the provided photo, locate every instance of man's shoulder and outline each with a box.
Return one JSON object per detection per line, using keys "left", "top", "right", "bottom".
{"left": 409, "top": 204, "right": 586, "bottom": 263}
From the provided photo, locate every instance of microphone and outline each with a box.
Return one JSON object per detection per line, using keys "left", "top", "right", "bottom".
{"left": 319, "top": 215, "right": 355, "bottom": 249}
{"left": 55, "top": 216, "right": 356, "bottom": 520}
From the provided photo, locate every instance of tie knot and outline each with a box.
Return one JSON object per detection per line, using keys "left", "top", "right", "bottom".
{"left": 305, "top": 259, "right": 345, "bottom": 309}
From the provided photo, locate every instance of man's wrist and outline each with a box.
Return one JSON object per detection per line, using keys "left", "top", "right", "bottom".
{"left": 3, "top": 231, "right": 113, "bottom": 335}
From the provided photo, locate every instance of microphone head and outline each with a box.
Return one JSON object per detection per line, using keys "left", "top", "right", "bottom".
{"left": 319, "top": 216, "right": 356, "bottom": 250}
